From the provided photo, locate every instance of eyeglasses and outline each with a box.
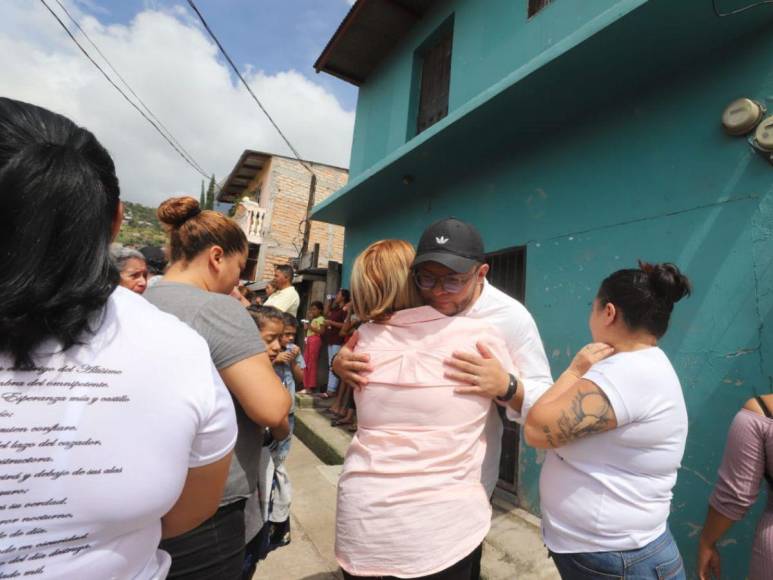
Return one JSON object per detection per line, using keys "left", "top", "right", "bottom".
{"left": 413, "top": 269, "right": 476, "bottom": 293}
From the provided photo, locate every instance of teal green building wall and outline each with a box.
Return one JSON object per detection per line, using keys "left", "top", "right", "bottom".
{"left": 349, "top": 0, "right": 643, "bottom": 176}
{"left": 338, "top": 17, "right": 773, "bottom": 579}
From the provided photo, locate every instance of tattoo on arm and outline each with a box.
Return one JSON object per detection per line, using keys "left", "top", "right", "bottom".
{"left": 543, "top": 383, "right": 614, "bottom": 448}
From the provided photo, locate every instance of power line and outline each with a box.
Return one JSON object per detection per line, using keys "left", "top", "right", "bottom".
{"left": 185, "top": 0, "right": 315, "bottom": 176}
{"left": 51, "top": 0, "right": 209, "bottom": 177}
{"left": 39, "top": 0, "right": 211, "bottom": 180}
{"left": 712, "top": 0, "right": 773, "bottom": 16}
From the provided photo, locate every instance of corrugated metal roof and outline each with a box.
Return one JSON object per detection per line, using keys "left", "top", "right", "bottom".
{"left": 315, "top": 0, "right": 438, "bottom": 86}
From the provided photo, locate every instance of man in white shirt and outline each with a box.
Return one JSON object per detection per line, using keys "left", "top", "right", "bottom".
{"left": 264, "top": 264, "right": 300, "bottom": 316}
{"left": 334, "top": 218, "right": 554, "bottom": 496}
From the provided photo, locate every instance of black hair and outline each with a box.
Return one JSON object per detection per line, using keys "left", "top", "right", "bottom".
{"left": 275, "top": 264, "right": 294, "bottom": 280}
{"left": 0, "top": 98, "right": 120, "bottom": 369}
{"left": 249, "top": 306, "right": 285, "bottom": 331}
{"left": 597, "top": 261, "right": 691, "bottom": 338}
{"left": 281, "top": 313, "right": 298, "bottom": 328}
{"left": 310, "top": 301, "right": 324, "bottom": 311}
{"left": 339, "top": 288, "right": 351, "bottom": 303}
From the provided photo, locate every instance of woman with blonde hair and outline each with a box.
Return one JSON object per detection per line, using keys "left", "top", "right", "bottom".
{"left": 335, "top": 239, "right": 514, "bottom": 579}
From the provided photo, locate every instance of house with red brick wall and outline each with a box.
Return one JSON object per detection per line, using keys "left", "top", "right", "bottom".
{"left": 218, "top": 150, "right": 348, "bottom": 283}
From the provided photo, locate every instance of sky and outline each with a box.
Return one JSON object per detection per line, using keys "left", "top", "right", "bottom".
{"left": 0, "top": 0, "right": 358, "bottom": 206}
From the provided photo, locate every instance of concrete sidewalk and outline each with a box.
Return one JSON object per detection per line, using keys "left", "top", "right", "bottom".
{"left": 254, "top": 439, "right": 342, "bottom": 580}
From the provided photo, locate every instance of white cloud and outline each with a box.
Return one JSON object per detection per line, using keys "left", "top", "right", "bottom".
{"left": 0, "top": 1, "right": 355, "bottom": 206}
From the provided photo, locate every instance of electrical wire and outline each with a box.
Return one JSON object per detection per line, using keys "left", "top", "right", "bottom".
{"left": 712, "top": 0, "right": 773, "bottom": 16}
{"left": 185, "top": 0, "right": 315, "bottom": 177}
{"left": 39, "top": 0, "right": 211, "bottom": 180}
{"left": 51, "top": 0, "right": 210, "bottom": 178}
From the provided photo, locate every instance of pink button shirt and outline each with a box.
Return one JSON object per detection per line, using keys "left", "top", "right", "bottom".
{"left": 335, "top": 306, "right": 514, "bottom": 578}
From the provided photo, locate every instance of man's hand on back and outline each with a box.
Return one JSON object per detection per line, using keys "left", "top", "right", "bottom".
{"left": 444, "top": 342, "right": 510, "bottom": 399}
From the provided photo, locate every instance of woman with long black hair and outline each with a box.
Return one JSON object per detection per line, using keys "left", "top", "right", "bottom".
{"left": 0, "top": 98, "right": 237, "bottom": 579}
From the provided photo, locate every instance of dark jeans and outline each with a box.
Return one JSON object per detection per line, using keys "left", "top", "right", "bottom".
{"left": 160, "top": 499, "right": 246, "bottom": 580}
{"left": 342, "top": 543, "right": 482, "bottom": 580}
{"left": 549, "top": 528, "right": 685, "bottom": 580}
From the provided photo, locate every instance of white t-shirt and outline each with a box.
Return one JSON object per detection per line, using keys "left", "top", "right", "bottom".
{"left": 465, "top": 281, "right": 553, "bottom": 495}
{"left": 0, "top": 287, "right": 237, "bottom": 579}
{"left": 540, "top": 347, "right": 688, "bottom": 553}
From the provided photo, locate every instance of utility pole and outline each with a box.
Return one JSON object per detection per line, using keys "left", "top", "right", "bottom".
{"left": 300, "top": 172, "right": 317, "bottom": 256}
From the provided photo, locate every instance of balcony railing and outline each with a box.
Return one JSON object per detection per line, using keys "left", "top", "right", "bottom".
{"left": 233, "top": 199, "right": 265, "bottom": 245}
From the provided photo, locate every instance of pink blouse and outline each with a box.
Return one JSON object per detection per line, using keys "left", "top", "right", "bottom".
{"left": 335, "top": 306, "right": 514, "bottom": 578}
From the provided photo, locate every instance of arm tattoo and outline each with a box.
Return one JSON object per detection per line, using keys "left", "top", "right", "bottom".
{"left": 543, "top": 383, "right": 614, "bottom": 448}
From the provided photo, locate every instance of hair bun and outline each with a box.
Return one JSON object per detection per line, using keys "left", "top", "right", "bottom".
{"left": 157, "top": 196, "right": 201, "bottom": 228}
{"left": 639, "top": 261, "right": 692, "bottom": 305}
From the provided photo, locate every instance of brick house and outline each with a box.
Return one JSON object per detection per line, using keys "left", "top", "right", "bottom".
{"left": 218, "top": 150, "right": 348, "bottom": 284}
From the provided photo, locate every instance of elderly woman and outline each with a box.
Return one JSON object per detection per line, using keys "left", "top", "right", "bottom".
{"left": 335, "top": 239, "right": 514, "bottom": 579}
{"left": 111, "top": 245, "right": 149, "bottom": 294}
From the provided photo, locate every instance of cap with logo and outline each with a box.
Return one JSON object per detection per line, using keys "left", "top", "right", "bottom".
{"left": 413, "top": 217, "right": 485, "bottom": 273}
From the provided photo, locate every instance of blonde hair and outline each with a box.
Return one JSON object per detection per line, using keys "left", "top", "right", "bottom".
{"left": 350, "top": 239, "right": 423, "bottom": 322}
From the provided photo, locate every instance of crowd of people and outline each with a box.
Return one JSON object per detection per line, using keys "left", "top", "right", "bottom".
{"left": 1, "top": 97, "right": 770, "bottom": 580}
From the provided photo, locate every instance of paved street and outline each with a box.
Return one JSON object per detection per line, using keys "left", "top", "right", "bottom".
{"left": 254, "top": 439, "right": 343, "bottom": 580}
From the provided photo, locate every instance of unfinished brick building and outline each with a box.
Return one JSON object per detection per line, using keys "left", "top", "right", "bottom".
{"left": 218, "top": 150, "right": 348, "bottom": 283}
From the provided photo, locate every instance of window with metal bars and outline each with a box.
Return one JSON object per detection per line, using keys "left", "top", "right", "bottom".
{"left": 528, "top": 0, "right": 551, "bottom": 18}
{"left": 416, "top": 28, "right": 453, "bottom": 134}
{"left": 485, "top": 246, "right": 527, "bottom": 493}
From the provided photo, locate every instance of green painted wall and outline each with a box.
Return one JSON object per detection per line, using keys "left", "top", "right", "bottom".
{"left": 349, "top": 0, "right": 639, "bottom": 176}
{"left": 340, "top": 21, "right": 773, "bottom": 579}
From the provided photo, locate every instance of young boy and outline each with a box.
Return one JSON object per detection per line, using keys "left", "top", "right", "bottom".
{"left": 266, "top": 313, "right": 305, "bottom": 549}
{"left": 243, "top": 306, "right": 287, "bottom": 577}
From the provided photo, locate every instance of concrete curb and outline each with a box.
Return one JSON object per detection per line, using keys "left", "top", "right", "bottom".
{"left": 293, "top": 396, "right": 352, "bottom": 466}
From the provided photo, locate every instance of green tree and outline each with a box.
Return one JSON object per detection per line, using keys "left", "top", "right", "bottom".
{"left": 205, "top": 174, "right": 216, "bottom": 210}
{"left": 199, "top": 179, "right": 205, "bottom": 208}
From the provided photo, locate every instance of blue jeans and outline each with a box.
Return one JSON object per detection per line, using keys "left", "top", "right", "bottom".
{"left": 549, "top": 529, "right": 685, "bottom": 580}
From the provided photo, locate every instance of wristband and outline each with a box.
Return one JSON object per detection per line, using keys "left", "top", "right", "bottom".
{"left": 497, "top": 374, "right": 518, "bottom": 403}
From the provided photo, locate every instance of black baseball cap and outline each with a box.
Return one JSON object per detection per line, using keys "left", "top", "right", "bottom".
{"left": 413, "top": 218, "right": 485, "bottom": 273}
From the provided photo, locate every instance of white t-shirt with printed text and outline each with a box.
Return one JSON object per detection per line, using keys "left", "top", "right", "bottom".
{"left": 0, "top": 287, "right": 237, "bottom": 579}
{"left": 540, "top": 347, "right": 688, "bottom": 553}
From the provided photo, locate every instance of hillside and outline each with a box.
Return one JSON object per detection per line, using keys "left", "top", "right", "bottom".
{"left": 116, "top": 201, "right": 166, "bottom": 248}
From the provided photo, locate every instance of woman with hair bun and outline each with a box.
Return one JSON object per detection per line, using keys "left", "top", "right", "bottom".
{"left": 145, "top": 196, "right": 291, "bottom": 579}
{"left": 469, "top": 261, "right": 692, "bottom": 579}
{"left": 0, "top": 98, "right": 237, "bottom": 579}
{"left": 528, "top": 261, "right": 691, "bottom": 579}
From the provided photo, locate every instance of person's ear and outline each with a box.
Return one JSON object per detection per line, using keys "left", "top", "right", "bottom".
{"left": 110, "top": 201, "right": 124, "bottom": 242}
{"left": 604, "top": 302, "right": 618, "bottom": 326}
{"left": 209, "top": 245, "right": 225, "bottom": 272}
{"left": 476, "top": 263, "right": 489, "bottom": 279}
